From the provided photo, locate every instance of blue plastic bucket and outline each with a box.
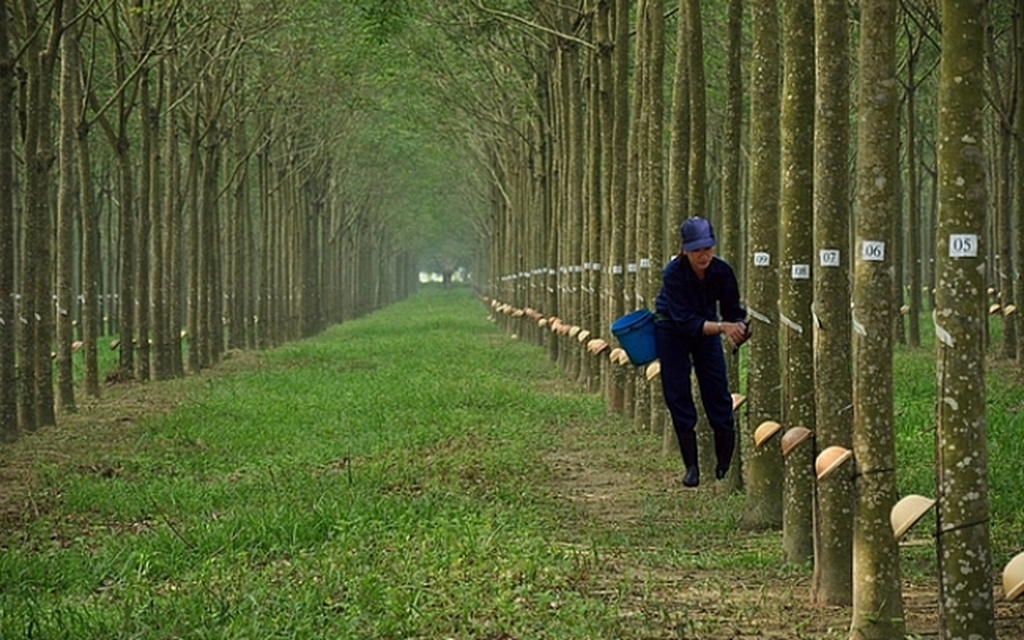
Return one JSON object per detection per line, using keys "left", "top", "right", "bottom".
{"left": 610, "top": 309, "right": 657, "bottom": 365}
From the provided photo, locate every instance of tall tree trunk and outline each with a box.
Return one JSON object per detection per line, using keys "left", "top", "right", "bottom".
{"left": 199, "top": 129, "right": 221, "bottom": 367}
{"left": 77, "top": 73, "right": 101, "bottom": 397}
{"left": 721, "top": 0, "right": 743, "bottom": 291}
{"left": 850, "top": 1, "right": 904, "bottom": 638}
{"left": 624, "top": 1, "right": 646, "bottom": 422}
{"left": 994, "top": 125, "right": 1016, "bottom": 358}
{"left": 717, "top": 0, "right": 743, "bottom": 489}
{"left": 661, "top": 0, "right": 689, "bottom": 457}
{"left": 228, "top": 109, "right": 249, "bottom": 350}
{"left": 166, "top": 44, "right": 184, "bottom": 379}
{"left": 685, "top": 0, "right": 705, "bottom": 218}
{"left": 151, "top": 60, "right": 170, "bottom": 381}
{"left": 115, "top": 110, "right": 137, "bottom": 378}
{"left": 645, "top": 0, "right": 667, "bottom": 442}
{"left": 20, "top": 0, "right": 63, "bottom": 430}
{"left": 742, "top": 0, "right": 783, "bottom": 530}
{"left": 985, "top": 4, "right": 1018, "bottom": 360}
{"left": 135, "top": 54, "right": 153, "bottom": 382}
{"left": 1016, "top": 1, "right": 1024, "bottom": 365}
{"left": 812, "top": 0, "right": 853, "bottom": 606}
{"left": 667, "top": 0, "right": 689, "bottom": 233}
{"left": 935, "top": 1, "right": 994, "bottom": 636}
{"left": 904, "top": 20, "right": 922, "bottom": 348}
{"left": 56, "top": 0, "right": 79, "bottom": 412}
{"left": 779, "top": 0, "right": 815, "bottom": 565}
{"left": 602, "top": 0, "right": 627, "bottom": 413}
{"left": 0, "top": 0, "right": 17, "bottom": 440}
{"left": 685, "top": 0, "right": 715, "bottom": 475}
{"left": 257, "top": 140, "right": 272, "bottom": 348}
{"left": 585, "top": 6, "right": 604, "bottom": 393}
{"left": 186, "top": 105, "right": 203, "bottom": 372}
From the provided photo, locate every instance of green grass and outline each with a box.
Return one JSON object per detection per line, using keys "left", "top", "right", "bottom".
{"left": 2, "top": 286, "right": 1023, "bottom": 638}
{"left": 1, "top": 288, "right": 630, "bottom": 638}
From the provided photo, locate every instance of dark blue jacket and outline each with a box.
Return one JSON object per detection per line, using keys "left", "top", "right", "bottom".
{"left": 655, "top": 255, "right": 746, "bottom": 338}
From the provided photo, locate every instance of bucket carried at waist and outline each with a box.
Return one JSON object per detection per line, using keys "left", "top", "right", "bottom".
{"left": 610, "top": 309, "right": 657, "bottom": 366}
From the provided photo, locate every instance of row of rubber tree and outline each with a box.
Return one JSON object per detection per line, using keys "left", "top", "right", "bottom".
{"left": 473, "top": 1, "right": 1014, "bottom": 639}
{"left": 0, "top": 1, "right": 424, "bottom": 440}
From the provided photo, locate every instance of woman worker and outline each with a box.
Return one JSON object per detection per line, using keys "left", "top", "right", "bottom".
{"left": 654, "top": 216, "right": 749, "bottom": 488}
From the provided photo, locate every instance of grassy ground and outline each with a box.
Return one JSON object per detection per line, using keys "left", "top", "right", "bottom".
{"left": 1, "top": 286, "right": 1022, "bottom": 638}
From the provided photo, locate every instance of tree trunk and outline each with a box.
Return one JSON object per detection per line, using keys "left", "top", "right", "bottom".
{"left": 935, "top": 1, "right": 995, "bottom": 636}
{"left": 812, "top": 0, "right": 853, "bottom": 607}
{"left": 850, "top": 1, "right": 904, "bottom": 638}
{"left": 667, "top": 0, "right": 689, "bottom": 232}
{"left": 585, "top": 5, "right": 604, "bottom": 393}
{"left": 602, "top": 0, "right": 627, "bottom": 413}
{"left": 77, "top": 69, "right": 101, "bottom": 397}
{"left": 228, "top": 109, "right": 249, "bottom": 350}
{"left": 135, "top": 51, "right": 153, "bottom": 382}
{"left": 115, "top": 107, "right": 137, "bottom": 379}
{"left": 685, "top": 0, "right": 705, "bottom": 218}
{"left": 985, "top": 6, "right": 1018, "bottom": 360}
{"left": 904, "top": 22, "right": 922, "bottom": 348}
{"left": 56, "top": 0, "right": 79, "bottom": 412}
{"left": 645, "top": 0, "right": 667, "bottom": 442}
{"left": 742, "top": 0, "right": 783, "bottom": 530}
{"left": 186, "top": 105, "right": 203, "bottom": 372}
{"left": 661, "top": 0, "right": 688, "bottom": 457}
{"left": 716, "top": 0, "right": 743, "bottom": 489}
{"left": 779, "top": 0, "right": 815, "bottom": 565}
{"left": 151, "top": 60, "right": 171, "bottom": 381}
{"left": 20, "top": 0, "right": 63, "bottom": 430}
{"left": 199, "top": 129, "right": 221, "bottom": 367}
{"left": 1017, "top": 3, "right": 1024, "bottom": 365}
{"left": 0, "top": 0, "right": 17, "bottom": 440}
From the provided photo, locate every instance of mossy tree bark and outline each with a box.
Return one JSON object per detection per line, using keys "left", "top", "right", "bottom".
{"left": 935, "top": 1, "right": 995, "bottom": 636}
{"left": 849, "top": 1, "right": 904, "bottom": 638}
{"left": 779, "top": 0, "right": 815, "bottom": 564}
{"left": 742, "top": 0, "right": 783, "bottom": 530}
{"left": 811, "top": 0, "right": 853, "bottom": 607}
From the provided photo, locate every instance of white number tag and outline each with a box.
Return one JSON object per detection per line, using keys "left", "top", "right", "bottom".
{"left": 861, "top": 241, "right": 885, "bottom": 262}
{"left": 819, "top": 249, "right": 841, "bottom": 267}
{"left": 949, "top": 234, "right": 978, "bottom": 258}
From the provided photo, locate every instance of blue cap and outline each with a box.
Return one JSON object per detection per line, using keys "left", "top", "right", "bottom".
{"left": 680, "top": 216, "right": 716, "bottom": 252}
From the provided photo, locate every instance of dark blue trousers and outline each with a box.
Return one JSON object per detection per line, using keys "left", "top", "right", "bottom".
{"left": 654, "top": 320, "right": 735, "bottom": 471}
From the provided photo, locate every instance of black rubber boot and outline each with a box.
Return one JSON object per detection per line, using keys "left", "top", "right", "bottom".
{"left": 679, "top": 430, "right": 700, "bottom": 487}
{"left": 714, "top": 429, "right": 735, "bottom": 480}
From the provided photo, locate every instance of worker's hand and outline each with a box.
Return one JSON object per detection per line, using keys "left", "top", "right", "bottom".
{"left": 723, "top": 321, "right": 751, "bottom": 349}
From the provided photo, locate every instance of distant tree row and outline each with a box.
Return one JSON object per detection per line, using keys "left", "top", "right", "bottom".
{"left": 0, "top": 0, "right": 445, "bottom": 440}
